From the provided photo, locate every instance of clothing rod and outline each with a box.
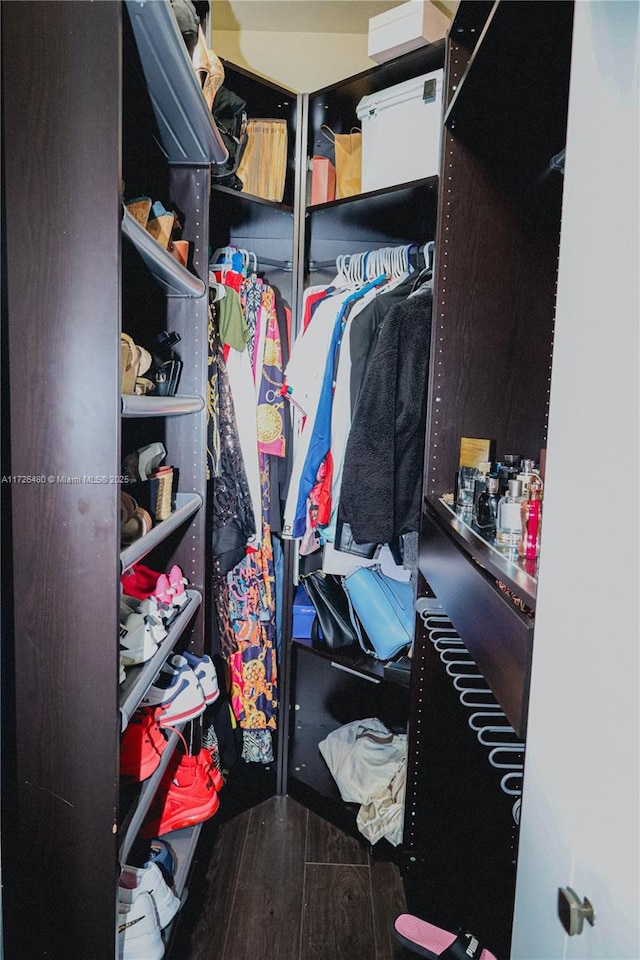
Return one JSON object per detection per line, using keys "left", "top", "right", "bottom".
{"left": 255, "top": 256, "right": 294, "bottom": 271}
{"left": 308, "top": 242, "right": 433, "bottom": 273}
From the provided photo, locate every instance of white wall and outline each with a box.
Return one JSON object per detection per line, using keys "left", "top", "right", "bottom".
{"left": 512, "top": 3, "right": 640, "bottom": 957}
{"left": 212, "top": 28, "right": 373, "bottom": 91}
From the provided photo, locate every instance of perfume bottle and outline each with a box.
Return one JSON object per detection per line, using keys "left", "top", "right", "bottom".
{"left": 454, "top": 466, "right": 478, "bottom": 515}
{"left": 472, "top": 461, "right": 492, "bottom": 514}
{"left": 517, "top": 459, "right": 538, "bottom": 497}
{"left": 497, "top": 454, "right": 522, "bottom": 495}
{"left": 496, "top": 479, "right": 525, "bottom": 551}
{"left": 475, "top": 476, "right": 500, "bottom": 536}
{"left": 518, "top": 474, "right": 544, "bottom": 560}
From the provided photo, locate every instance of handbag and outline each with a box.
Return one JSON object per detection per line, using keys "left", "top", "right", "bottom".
{"left": 300, "top": 571, "right": 360, "bottom": 651}
{"left": 343, "top": 565, "right": 414, "bottom": 660}
{"left": 237, "top": 119, "right": 288, "bottom": 202}
{"left": 211, "top": 86, "right": 249, "bottom": 190}
{"left": 321, "top": 125, "right": 362, "bottom": 199}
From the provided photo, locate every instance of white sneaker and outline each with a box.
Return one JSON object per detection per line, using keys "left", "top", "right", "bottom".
{"left": 117, "top": 890, "right": 164, "bottom": 960}
{"left": 119, "top": 862, "right": 180, "bottom": 929}
{"left": 119, "top": 613, "right": 160, "bottom": 666}
{"left": 142, "top": 659, "right": 206, "bottom": 726}
{"left": 121, "top": 597, "right": 168, "bottom": 644}
{"left": 179, "top": 652, "right": 220, "bottom": 705}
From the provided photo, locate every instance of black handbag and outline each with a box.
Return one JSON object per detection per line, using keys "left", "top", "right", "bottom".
{"left": 211, "top": 86, "right": 249, "bottom": 190}
{"left": 300, "top": 571, "right": 359, "bottom": 651}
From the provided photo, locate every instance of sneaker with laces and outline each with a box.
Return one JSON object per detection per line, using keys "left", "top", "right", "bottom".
{"left": 117, "top": 889, "right": 164, "bottom": 960}
{"left": 168, "top": 564, "right": 190, "bottom": 611}
{"left": 120, "top": 708, "right": 168, "bottom": 782}
{"left": 196, "top": 745, "right": 224, "bottom": 792}
{"left": 139, "top": 752, "right": 220, "bottom": 838}
{"left": 118, "top": 862, "right": 180, "bottom": 929}
{"left": 179, "top": 652, "right": 220, "bottom": 705}
{"left": 141, "top": 659, "right": 206, "bottom": 726}
{"left": 119, "top": 612, "right": 161, "bottom": 666}
{"left": 121, "top": 596, "right": 168, "bottom": 643}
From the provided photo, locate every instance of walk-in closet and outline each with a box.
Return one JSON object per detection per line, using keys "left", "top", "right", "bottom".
{"left": 1, "top": 2, "right": 638, "bottom": 959}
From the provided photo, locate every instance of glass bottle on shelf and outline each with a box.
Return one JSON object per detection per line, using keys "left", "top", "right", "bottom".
{"left": 518, "top": 474, "right": 544, "bottom": 560}
{"left": 475, "top": 475, "right": 500, "bottom": 537}
{"left": 454, "top": 465, "right": 478, "bottom": 519}
{"left": 497, "top": 454, "right": 522, "bottom": 495}
{"left": 472, "top": 460, "right": 492, "bottom": 515}
{"left": 496, "top": 479, "right": 525, "bottom": 552}
{"left": 516, "top": 458, "right": 538, "bottom": 497}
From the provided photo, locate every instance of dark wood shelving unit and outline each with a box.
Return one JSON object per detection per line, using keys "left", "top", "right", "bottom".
{"left": 1, "top": 1, "right": 225, "bottom": 955}
{"left": 410, "top": 2, "right": 575, "bottom": 954}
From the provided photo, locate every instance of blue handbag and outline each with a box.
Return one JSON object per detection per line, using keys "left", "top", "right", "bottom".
{"left": 343, "top": 565, "right": 414, "bottom": 660}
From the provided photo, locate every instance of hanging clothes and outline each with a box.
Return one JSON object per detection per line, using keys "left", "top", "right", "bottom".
{"left": 208, "top": 247, "right": 291, "bottom": 758}
{"left": 206, "top": 308, "right": 256, "bottom": 575}
{"left": 336, "top": 282, "right": 433, "bottom": 552}
{"left": 283, "top": 275, "right": 385, "bottom": 539}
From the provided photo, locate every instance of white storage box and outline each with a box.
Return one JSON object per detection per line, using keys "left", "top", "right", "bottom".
{"left": 368, "top": 1, "right": 450, "bottom": 65}
{"left": 356, "top": 69, "right": 444, "bottom": 192}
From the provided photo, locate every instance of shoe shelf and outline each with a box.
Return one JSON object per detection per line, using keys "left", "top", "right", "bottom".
{"left": 121, "top": 208, "right": 207, "bottom": 298}
{"left": 120, "top": 589, "right": 203, "bottom": 730}
{"left": 163, "top": 823, "right": 202, "bottom": 908}
{"left": 121, "top": 394, "right": 205, "bottom": 418}
{"left": 124, "top": 0, "right": 227, "bottom": 166}
{"left": 119, "top": 723, "right": 187, "bottom": 864}
{"left": 120, "top": 492, "right": 203, "bottom": 573}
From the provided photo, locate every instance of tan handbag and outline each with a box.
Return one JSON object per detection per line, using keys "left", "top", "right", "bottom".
{"left": 237, "top": 119, "right": 288, "bottom": 202}
{"left": 321, "top": 125, "right": 362, "bottom": 199}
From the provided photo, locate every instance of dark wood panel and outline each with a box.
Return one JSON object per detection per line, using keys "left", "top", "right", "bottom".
{"left": 425, "top": 128, "right": 561, "bottom": 500}
{"left": 446, "top": 1, "right": 574, "bottom": 193}
{"left": 2, "top": 2, "right": 122, "bottom": 957}
{"left": 302, "top": 863, "right": 375, "bottom": 960}
{"left": 306, "top": 807, "right": 369, "bottom": 865}
{"left": 223, "top": 796, "right": 307, "bottom": 960}
{"left": 419, "top": 511, "right": 533, "bottom": 736}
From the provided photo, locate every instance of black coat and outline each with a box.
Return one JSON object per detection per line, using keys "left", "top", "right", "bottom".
{"left": 337, "top": 284, "right": 433, "bottom": 547}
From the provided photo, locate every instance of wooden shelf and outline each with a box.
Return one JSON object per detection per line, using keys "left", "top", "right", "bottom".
{"left": 306, "top": 177, "right": 439, "bottom": 267}
{"left": 424, "top": 497, "right": 538, "bottom": 606}
{"left": 212, "top": 183, "right": 294, "bottom": 214}
{"left": 419, "top": 500, "right": 534, "bottom": 737}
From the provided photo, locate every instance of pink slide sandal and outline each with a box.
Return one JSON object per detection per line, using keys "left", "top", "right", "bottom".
{"left": 393, "top": 914, "right": 498, "bottom": 960}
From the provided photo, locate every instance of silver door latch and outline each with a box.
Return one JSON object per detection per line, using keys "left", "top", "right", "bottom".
{"left": 558, "top": 887, "right": 596, "bottom": 935}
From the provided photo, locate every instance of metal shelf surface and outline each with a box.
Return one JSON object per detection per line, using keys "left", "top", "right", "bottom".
{"left": 122, "top": 208, "right": 206, "bottom": 298}
{"left": 119, "top": 590, "right": 203, "bottom": 728}
{"left": 121, "top": 394, "right": 205, "bottom": 418}
{"left": 120, "top": 492, "right": 203, "bottom": 572}
{"left": 125, "top": 0, "right": 227, "bottom": 165}
{"left": 119, "top": 724, "right": 186, "bottom": 864}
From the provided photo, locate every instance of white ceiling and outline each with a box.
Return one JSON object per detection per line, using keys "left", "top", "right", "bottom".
{"left": 212, "top": 1, "right": 410, "bottom": 35}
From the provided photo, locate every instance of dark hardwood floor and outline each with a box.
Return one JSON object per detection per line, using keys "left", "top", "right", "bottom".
{"left": 171, "top": 795, "right": 412, "bottom": 960}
